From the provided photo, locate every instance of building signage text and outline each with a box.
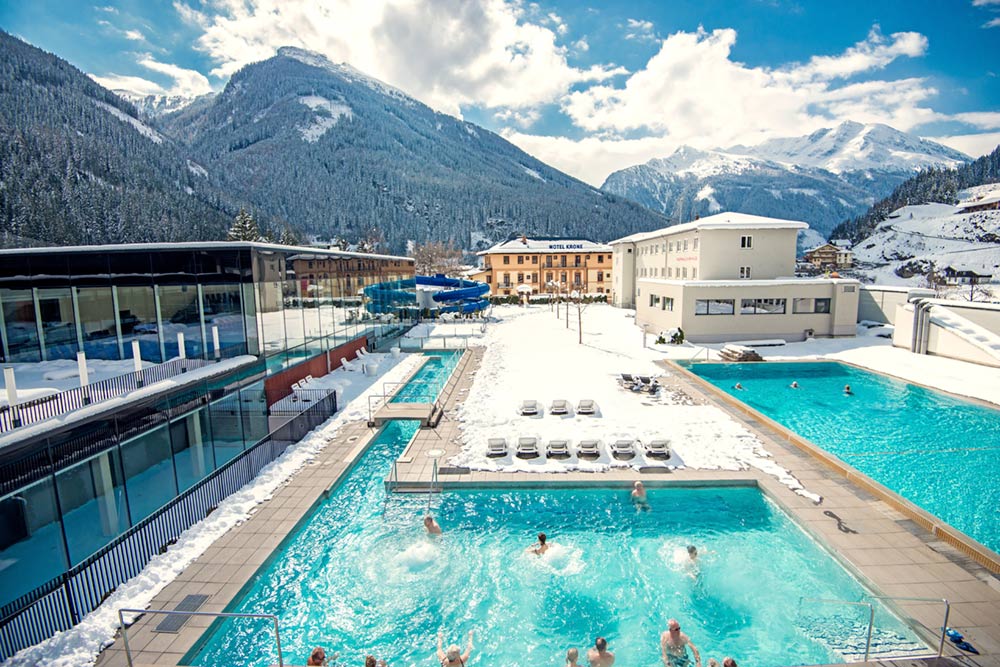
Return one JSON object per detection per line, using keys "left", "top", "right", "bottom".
{"left": 547, "top": 243, "right": 585, "bottom": 249}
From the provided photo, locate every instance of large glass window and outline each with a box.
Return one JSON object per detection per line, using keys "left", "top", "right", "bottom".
{"left": 76, "top": 287, "right": 120, "bottom": 360}
{"left": 793, "top": 298, "right": 831, "bottom": 314}
{"left": 120, "top": 424, "right": 177, "bottom": 523}
{"left": 209, "top": 394, "right": 245, "bottom": 466}
{"left": 240, "top": 383, "right": 269, "bottom": 446}
{"left": 202, "top": 284, "right": 246, "bottom": 358}
{"left": 158, "top": 285, "right": 204, "bottom": 359}
{"left": 0, "top": 478, "right": 69, "bottom": 608}
{"left": 37, "top": 288, "right": 79, "bottom": 360}
{"left": 1, "top": 288, "right": 41, "bottom": 362}
{"left": 117, "top": 285, "right": 161, "bottom": 363}
{"left": 695, "top": 299, "right": 735, "bottom": 315}
{"left": 170, "top": 408, "right": 215, "bottom": 492}
{"left": 56, "top": 448, "right": 129, "bottom": 565}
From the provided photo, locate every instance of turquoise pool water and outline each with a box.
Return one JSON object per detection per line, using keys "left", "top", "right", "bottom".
{"left": 391, "top": 350, "right": 461, "bottom": 403}
{"left": 191, "top": 425, "right": 924, "bottom": 663}
{"left": 687, "top": 361, "right": 1000, "bottom": 555}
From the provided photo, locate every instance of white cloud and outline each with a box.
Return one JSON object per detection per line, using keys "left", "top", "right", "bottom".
{"left": 624, "top": 17, "right": 657, "bottom": 41}
{"left": 950, "top": 111, "right": 1000, "bottom": 129}
{"left": 780, "top": 27, "right": 927, "bottom": 83}
{"left": 972, "top": 0, "right": 1000, "bottom": 5}
{"left": 123, "top": 29, "right": 145, "bottom": 41}
{"left": 92, "top": 55, "right": 213, "bottom": 97}
{"left": 494, "top": 108, "right": 541, "bottom": 128}
{"left": 928, "top": 132, "right": 1000, "bottom": 158}
{"left": 95, "top": 5, "right": 118, "bottom": 13}
{"left": 573, "top": 38, "right": 589, "bottom": 52}
{"left": 984, "top": 17, "right": 1000, "bottom": 28}
{"left": 174, "top": 0, "right": 623, "bottom": 116}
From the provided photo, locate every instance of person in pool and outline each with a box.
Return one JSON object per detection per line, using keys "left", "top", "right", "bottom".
{"left": 566, "top": 647, "right": 582, "bottom": 667}
{"left": 437, "top": 630, "right": 474, "bottom": 667}
{"left": 631, "top": 481, "right": 650, "bottom": 509}
{"left": 687, "top": 546, "right": 698, "bottom": 561}
{"left": 733, "top": 382, "right": 744, "bottom": 390}
{"left": 722, "top": 659, "right": 737, "bottom": 667}
{"left": 307, "top": 647, "right": 336, "bottom": 666}
{"left": 661, "top": 619, "right": 701, "bottom": 667}
{"left": 843, "top": 384, "right": 854, "bottom": 395}
{"left": 790, "top": 381, "right": 799, "bottom": 389}
{"left": 587, "top": 637, "right": 615, "bottom": 667}
{"left": 424, "top": 515, "right": 442, "bottom": 535}
{"left": 530, "top": 532, "right": 549, "bottom": 555}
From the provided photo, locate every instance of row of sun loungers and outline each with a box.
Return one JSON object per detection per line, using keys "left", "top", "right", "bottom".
{"left": 487, "top": 437, "right": 671, "bottom": 460}
{"left": 619, "top": 374, "right": 660, "bottom": 393}
{"left": 518, "top": 399, "right": 597, "bottom": 416}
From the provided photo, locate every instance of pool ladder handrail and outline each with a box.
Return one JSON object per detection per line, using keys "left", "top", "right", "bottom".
{"left": 117, "top": 607, "right": 284, "bottom": 667}
{"left": 867, "top": 595, "right": 950, "bottom": 658}
{"left": 798, "top": 597, "right": 875, "bottom": 662}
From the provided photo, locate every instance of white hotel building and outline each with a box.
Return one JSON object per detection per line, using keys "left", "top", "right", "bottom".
{"left": 610, "top": 212, "right": 859, "bottom": 343}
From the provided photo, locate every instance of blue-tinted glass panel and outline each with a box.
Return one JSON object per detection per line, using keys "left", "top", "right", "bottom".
{"left": 282, "top": 279, "right": 305, "bottom": 352}
{"left": 158, "top": 285, "right": 204, "bottom": 359}
{"left": 170, "top": 408, "right": 215, "bottom": 492}
{"left": 121, "top": 424, "right": 177, "bottom": 523}
{"left": 1, "top": 288, "right": 41, "bottom": 362}
{"left": 77, "top": 287, "right": 120, "bottom": 360}
{"left": 117, "top": 285, "right": 161, "bottom": 363}
{"left": 240, "top": 383, "right": 269, "bottom": 445}
{"left": 202, "top": 284, "right": 246, "bottom": 358}
{"left": 37, "top": 288, "right": 79, "bottom": 361}
{"left": 258, "top": 280, "right": 285, "bottom": 357}
{"left": 0, "top": 479, "right": 69, "bottom": 608}
{"left": 56, "top": 448, "right": 129, "bottom": 565}
{"left": 209, "top": 394, "right": 245, "bottom": 466}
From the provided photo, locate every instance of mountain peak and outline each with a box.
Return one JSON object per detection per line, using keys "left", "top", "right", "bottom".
{"left": 273, "top": 46, "right": 416, "bottom": 104}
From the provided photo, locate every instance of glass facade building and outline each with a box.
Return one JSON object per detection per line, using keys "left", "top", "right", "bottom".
{"left": 0, "top": 242, "right": 415, "bottom": 613}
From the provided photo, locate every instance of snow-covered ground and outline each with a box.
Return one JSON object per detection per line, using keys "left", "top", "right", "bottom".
{"left": 1, "top": 353, "right": 424, "bottom": 667}
{"left": 452, "top": 304, "right": 820, "bottom": 500}
{"left": 0, "top": 358, "right": 153, "bottom": 406}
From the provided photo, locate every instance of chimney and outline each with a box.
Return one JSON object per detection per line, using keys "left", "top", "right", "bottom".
{"left": 520, "top": 234, "right": 528, "bottom": 245}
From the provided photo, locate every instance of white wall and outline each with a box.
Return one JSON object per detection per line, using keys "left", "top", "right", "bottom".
{"left": 698, "top": 228, "right": 798, "bottom": 280}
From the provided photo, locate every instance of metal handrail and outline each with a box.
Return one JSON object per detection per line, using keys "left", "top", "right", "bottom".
{"left": 799, "top": 597, "right": 874, "bottom": 661}
{"left": 867, "top": 596, "right": 950, "bottom": 657}
{"left": 117, "top": 607, "right": 283, "bottom": 667}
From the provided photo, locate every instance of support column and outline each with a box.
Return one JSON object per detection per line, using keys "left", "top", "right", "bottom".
{"left": 92, "top": 454, "right": 120, "bottom": 537}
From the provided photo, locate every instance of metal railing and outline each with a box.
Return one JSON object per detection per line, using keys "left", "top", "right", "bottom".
{"left": 799, "top": 597, "right": 874, "bottom": 662}
{"left": 0, "top": 357, "right": 215, "bottom": 433}
{"left": 118, "top": 608, "right": 283, "bottom": 667}
{"left": 868, "top": 596, "right": 950, "bottom": 657}
{"left": 367, "top": 379, "right": 439, "bottom": 424}
{"left": 0, "top": 390, "right": 337, "bottom": 661}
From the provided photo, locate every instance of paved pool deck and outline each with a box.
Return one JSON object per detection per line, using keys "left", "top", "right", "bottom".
{"left": 96, "top": 346, "right": 1000, "bottom": 667}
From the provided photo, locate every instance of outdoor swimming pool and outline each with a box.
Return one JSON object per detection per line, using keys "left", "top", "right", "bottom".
{"left": 190, "top": 397, "right": 925, "bottom": 665}
{"left": 688, "top": 361, "right": 1000, "bottom": 555}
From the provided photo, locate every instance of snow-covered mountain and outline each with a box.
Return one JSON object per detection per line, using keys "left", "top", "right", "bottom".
{"left": 850, "top": 184, "right": 1000, "bottom": 285}
{"left": 601, "top": 122, "right": 972, "bottom": 238}
{"left": 114, "top": 91, "right": 215, "bottom": 118}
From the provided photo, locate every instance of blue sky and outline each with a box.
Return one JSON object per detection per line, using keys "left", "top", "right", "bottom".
{"left": 3, "top": 0, "right": 999, "bottom": 185}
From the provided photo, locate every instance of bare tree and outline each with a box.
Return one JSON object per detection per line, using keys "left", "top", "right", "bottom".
{"left": 413, "top": 240, "right": 463, "bottom": 276}
{"left": 570, "top": 291, "right": 589, "bottom": 344}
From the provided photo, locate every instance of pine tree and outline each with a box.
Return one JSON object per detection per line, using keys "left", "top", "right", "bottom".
{"left": 278, "top": 225, "right": 301, "bottom": 246}
{"left": 227, "top": 208, "right": 262, "bottom": 241}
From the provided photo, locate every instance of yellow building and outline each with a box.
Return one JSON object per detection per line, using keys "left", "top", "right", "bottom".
{"left": 475, "top": 236, "right": 613, "bottom": 295}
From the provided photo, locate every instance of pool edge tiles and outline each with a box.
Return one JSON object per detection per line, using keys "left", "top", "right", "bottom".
{"left": 670, "top": 359, "right": 1000, "bottom": 574}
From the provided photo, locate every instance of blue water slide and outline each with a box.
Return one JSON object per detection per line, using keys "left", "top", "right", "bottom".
{"left": 362, "top": 275, "right": 490, "bottom": 314}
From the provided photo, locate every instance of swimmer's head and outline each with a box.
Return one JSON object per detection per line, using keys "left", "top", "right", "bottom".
{"left": 595, "top": 637, "right": 607, "bottom": 651}
{"left": 634, "top": 481, "right": 644, "bottom": 490}
{"left": 566, "top": 648, "right": 578, "bottom": 663}
{"left": 446, "top": 645, "right": 461, "bottom": 661}
{"left": 424, "top": 516, "right": 434, "bottom": 526}
{"left": 538, "top": 532, "right": 547, "bottom": 544}
{"left": 365, "top": 656, "right": 376, "bottom": 667}
{"left": 668, "top": 619, "right": 681, "bottom": 632}
{"left": 687, "top": 545, "right": 698, "bottom": 557}
{"left": 723, "top": 659, "right": 737, "bottom": 667}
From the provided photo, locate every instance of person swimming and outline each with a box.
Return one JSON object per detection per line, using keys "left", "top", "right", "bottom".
{"left": 566, "top": 647, "right": 582, "bottom": 667}
{"left": 661, "top": 618, "right": 702, "bottom": 667}
{"left": 424, "top": 515, "right": 442, "bottom": 535}
{"left": 631, "top": 481, "right": 650, "bottom": 509}
{"left": 843, "top": 384, "right": 853, "bottom": 395}
{"left": 436, "top": 630, "right": 474, "bottom": 667}
{"left": 687, "top": 545, "right": 698, "bottom": 561}
{"left": 733, "top": 382, "right": 744, "bottom": 390}
{"left": 790, "top": 381, "right": 799, "bottom": 389}
{"left": 530, "top": 532, "right": 549, "bottom": 555}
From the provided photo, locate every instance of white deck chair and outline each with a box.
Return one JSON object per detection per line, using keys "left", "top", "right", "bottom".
{"left": 546, "top": 439, "right": 571, "bottom": 459}
{"left": 610, "top": 439, "right": 637, "bottom": 460}
{"left": 518, "top": 399, "right": 541, "bottom": 416}
{"left": 515, "top": 436, "right": 541, "bottom": 459}
{"left": 549, "top": 399, "right": 571, "bottom": 415}
{"left": 486, "top": 438, "right": 508, "bottom": 458}
{"left": 644, "top": 439, "right": 671, "bottom": 460}
{"left": 576, "top": 439, "right": 601, "bottom": 459}
{"left": 341, "top": 356, "right": 361, "bottom": 372}
{"left": 357, "top": 347, "right": 368, "bottom": 357}
{"left": 576, "top": 399, "right": 597, "bottom": 415}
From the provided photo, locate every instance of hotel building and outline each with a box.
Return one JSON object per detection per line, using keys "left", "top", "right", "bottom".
{"left": 610, "top": 213, "right": 859, "bottom": 343}
{"left": 472, "top": 236, "right": 613, "bottom": 295}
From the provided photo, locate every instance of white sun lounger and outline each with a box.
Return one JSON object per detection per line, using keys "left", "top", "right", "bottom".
{"left": 576, "top": 399, "right": 597, "bottom": 415}
{"left": 518, "top": 399, "right": 541, "bottom": 416}
{"left": 486, "top": 438, "right": 508, "bottom": 458}
{"left": 546, "top": 439, "right": 571, "bottom": 458}
{"left": 516, "top": 436, "right": 541, "bottom": 459}
{"left": 549, "top": 399, "right": 571, "bottom": 415}
{"left": 341, "top": 356, "right": 361, "bottom": 372}
{"left": 644, "top": 439, "right": 671, "bottom": 460}
{"left": 610, "top": 439, "right": 637, "bottom": 460}
{"left": 576, "top": 439, "right": 601, "bottom": 459}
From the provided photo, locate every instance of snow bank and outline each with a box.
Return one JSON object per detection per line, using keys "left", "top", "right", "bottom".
{"left": 453, "top": 305, "right": 820, "bottom": 501}
{"left": 0, "top": 355, "right": 423, "bottom": 667}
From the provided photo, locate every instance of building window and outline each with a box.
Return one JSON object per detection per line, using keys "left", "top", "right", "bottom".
{"left": 532, "top": 256, "right": 538, "bottom": 264}
{"left": 517, "top": 273, "right": 524, "bottom": 283}
{"left": 793, "top": 298, "right": 831, "bottom": 314}
{"left": 517, "top": 256, "right": 524, "bottom": 264}
{"left": 503, "top": 256, "right": 510, "bottom": 265}
{"left": 695, "top": 299, "right": 735, "bottom": 315}
{"left": 692, "top": 268, "right": 697, "bottom": 279}
{"left": 741, "top": 298, "right": 787, "bottom": 314}
{"left": 668, "top": 242, "right": 673, "bottom": 252}
{"left": 682, "top": 267, "right": 688, "bottom": 279}
{"left": 598, "top": 255, "right": 604, "bottom": 263}
{"left": 486, "top": 275, "right": 492, "bottom": 283}
{"left": 683, "top": 240, "right": 689, "bottom": 250}
{"left": 816, "top": 298, "right": 831, "bottom": 313}
{"left": 662, "top": 297, "right": 674, "bottom": 311}
{"left": 561, "top": 272, "right": 567, "bottom": 283}
{"left": 739, "top": 266, "right": 752, "bottom": 279}
{"left": 546, "top": 272, "right": 553, "bottom": 282}
{"left": 741, "top": 235, "right": 753, "bottom": 248}
{"left": 650, "top": 294, "right": 659, "bottom": 307}
{"left": 693, "top": 238, "right": 699, "bottom": 250}
{"left": 667, "top": 267, "right": 672, "bottom": 278}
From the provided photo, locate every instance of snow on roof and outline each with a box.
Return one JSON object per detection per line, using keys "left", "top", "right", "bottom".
{"left": 477, "top": 237, "right": 611, "bottom": 255}
{"left": 0, "top": 241, "right": 414, "bottom": 263}
{"left": 610, "top": 212, "right": 809, "bottom": 245}
{"left": 956, "top": 192, "right": 1000, "bottom": 209}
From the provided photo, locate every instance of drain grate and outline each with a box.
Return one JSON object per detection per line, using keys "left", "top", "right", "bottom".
{"left": 153, "top": 594, "right": 209, "bottom": 633}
